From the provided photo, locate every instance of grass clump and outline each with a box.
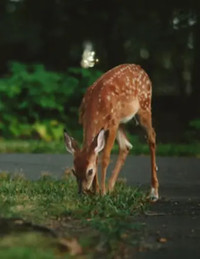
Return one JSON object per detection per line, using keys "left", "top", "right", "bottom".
{"left": 0, "top": 233, "right": 56, "bottom": 259}
{"left": 0, "top": 140, "right": 66, "bottom": 153}
{"left": 0, "top": 173, "right": 146, "bottom": 223}
{"left": 0, "top": 173, "right": 147, "bottom": 257}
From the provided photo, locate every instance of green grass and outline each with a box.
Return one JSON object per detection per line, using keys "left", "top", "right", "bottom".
{"left": 0, "top": 140, "right": 66, "bottom": 153}
{"left": 0, "top": 139, "right": 200, "bottom": 156}
{"left": 0, "top": 173, "right": 147, "bottom": 258}
{"left": 0, "top": 233, "right": 56, "bottom": 259}
{"left": 0, "top": 174, "right": 146, "bottom": 221}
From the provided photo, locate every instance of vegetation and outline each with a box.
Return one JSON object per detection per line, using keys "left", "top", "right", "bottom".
{"left": 0, "top": 62, "right": 102, "bottom": 141}
{"left": 0, "top": 62, "right": 199, "bottom": 156}
{"left": 0, "top": 173, "right": 147, "bottom": 258}
{"left": 0, "top": 1, "right": 200, "bottom": 147}
{"left": 0, "top": 138, "right": 200, "bottom": 157}
{"left": 0, "top": 1, "right": 199, "bottom": 257}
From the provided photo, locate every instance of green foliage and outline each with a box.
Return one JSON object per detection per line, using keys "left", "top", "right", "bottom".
{"left": 156, "top": 143, "right": 200, "bottom": 157}
{"left": 185, "top": 118, "right": 200, "bottom": 143}
{"left": 0, "top": 139, "right": 200, "bottom": 156}
{"left": 0, "top": 174, "right": 146, "bottom": 222}
{"left": 0, "top": 140, "right": 65, "bottom": 153}
{"left": 0, "top": 233, "right": 56, "bottom": 259}
{"left": 0, "top": 62, "right": 102, "bottom": 141}
{"left": 0, "top": 173, "right": 146, "bottom": 257}
{"left": 189, "top": 118, "right": 200, "bottom": 130}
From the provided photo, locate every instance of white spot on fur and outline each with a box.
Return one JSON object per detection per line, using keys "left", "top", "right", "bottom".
{"left": 107, "top": 95, "right": 111, "bottom": 101}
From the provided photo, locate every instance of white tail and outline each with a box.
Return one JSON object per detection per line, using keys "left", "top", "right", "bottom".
{"left": 64, "top": 64, "right": 159, "bottom": 201}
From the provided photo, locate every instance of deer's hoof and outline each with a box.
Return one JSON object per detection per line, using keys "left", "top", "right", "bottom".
{"left": 108, "top": 180, "right": 115, "bottom": 193}
{"left": 148, "top": 187, "right": 159, "bottom": 203}
{"left": 100, "top": 188, "right": 107, "bottom": 196}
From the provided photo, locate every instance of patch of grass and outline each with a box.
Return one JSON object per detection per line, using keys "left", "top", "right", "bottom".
{"left": 0, "top": 173, "right": 146, "bottom": 222}
{"left": 0, "top": 232, "right": 56, "bottom": 259}
{"left": 0, "top": 140, "right": 65, "bottom": 153}
{"left": 157, "top": 142, "right": 200, "bottom": 157}
{"left": 0, "top": 139, "right": 200, "bottom": 156}
{"left": 0, "top": 173, "right": 147, "bottom": 257}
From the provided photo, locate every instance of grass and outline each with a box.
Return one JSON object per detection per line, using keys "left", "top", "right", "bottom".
{"left": 0, "top": 232, "right": 56, "bottom": 259}
{"left": 0, "top": 140, "right": 66, "bottom": 154}
{"left": 0, "top": 139, "right": 200, "bottom": 156}
{"left": 0, "top": 173, "right": 147, "bottom": 258}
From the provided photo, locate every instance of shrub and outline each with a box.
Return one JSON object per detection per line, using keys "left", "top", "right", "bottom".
{"left": 0, "top": 62, "right": 102, "bottom": 141}
{"left": 184, "top": 118, "right": 200, "bottom": 143}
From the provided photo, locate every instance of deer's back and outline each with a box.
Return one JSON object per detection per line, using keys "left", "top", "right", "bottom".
{"left": 79, "top": 64, "right": 152, "bottom": 142}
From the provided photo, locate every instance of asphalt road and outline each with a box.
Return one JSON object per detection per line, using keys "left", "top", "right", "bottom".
{"left": 0, "top": 154, "right": 199, "bottom": 199}
{"left": 0, "top": 154, "right": 200, "bottom": 258}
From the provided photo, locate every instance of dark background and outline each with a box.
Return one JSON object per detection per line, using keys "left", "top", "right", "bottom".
{"left": 0, "top": 0, "right": 200, "bottom": 143}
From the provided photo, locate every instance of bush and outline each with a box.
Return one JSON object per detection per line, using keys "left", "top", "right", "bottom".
{"left": 0, "top": 62, "right": 102, "bottom": 141}
{"left": 184, "top": 118, "right": 200, "bottom": 143}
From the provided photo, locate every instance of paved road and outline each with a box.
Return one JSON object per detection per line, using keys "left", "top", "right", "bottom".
{"left": 0, "top": 154, "right": 200, "bottom": 258}
{"left": 0, "top": 154, "right": 199, "bottom": 199}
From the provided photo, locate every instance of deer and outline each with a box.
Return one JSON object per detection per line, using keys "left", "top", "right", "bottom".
{"left": 64, "top": 64, "right": 159, "bottom": 202}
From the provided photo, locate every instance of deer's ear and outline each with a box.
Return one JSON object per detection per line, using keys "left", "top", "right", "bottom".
{"left": 64, "top": 130, "right": 79, "bottom": 155}
{"left": 94, "top": 129, "right": 105, "bottom": 154}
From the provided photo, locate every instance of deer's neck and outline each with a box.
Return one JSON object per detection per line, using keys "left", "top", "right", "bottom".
{"left": 83, "top": 120, "right": 102, "bottom": 149}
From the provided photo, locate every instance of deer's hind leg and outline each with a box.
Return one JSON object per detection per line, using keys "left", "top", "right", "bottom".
{"left": 137, "top": 109, "right": 159, "bottom": 202}
{"left": 108, "top": 125, "right": 132, "bottom": 192}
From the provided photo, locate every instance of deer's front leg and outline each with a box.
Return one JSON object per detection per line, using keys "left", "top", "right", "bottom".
{"left": 101, "top": 127, "right": 117, "bottom": 195}
{"left": 108, "top": 127, "right": 132, "bottom": 192}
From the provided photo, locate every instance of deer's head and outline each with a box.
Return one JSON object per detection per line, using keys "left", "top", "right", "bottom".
{"left": 64, "top": 129, "right": 105, "bottom": 194}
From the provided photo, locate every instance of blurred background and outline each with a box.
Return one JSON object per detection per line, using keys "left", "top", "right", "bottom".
{"left": 0, "top": 0, "right": 199, "bottom": 155}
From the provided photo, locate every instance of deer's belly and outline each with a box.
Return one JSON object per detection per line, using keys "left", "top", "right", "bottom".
{"left": 120, "top": 99, "right": 139, "bottom": 124}
{"left": 120, "top": 113, "right": 136, "bottom": 123}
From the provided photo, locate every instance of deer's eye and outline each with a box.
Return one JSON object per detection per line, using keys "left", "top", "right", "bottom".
{"left": 87, "top": 169, "right": 93, "bottom": 176}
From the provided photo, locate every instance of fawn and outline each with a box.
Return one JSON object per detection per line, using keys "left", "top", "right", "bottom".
{"left": 64, "top": 64, "right": 159, "bottom": 201}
